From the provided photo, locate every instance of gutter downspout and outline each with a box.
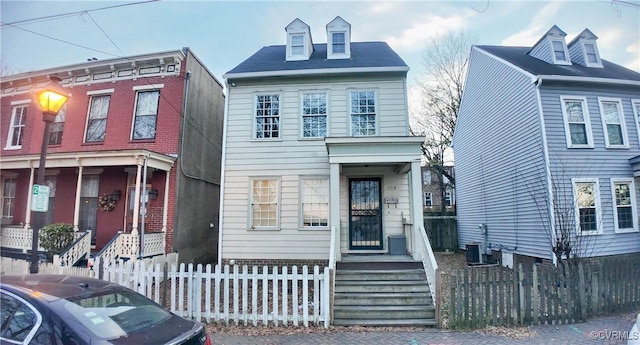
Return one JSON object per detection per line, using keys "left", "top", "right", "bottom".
{"left": 217, "top": 80, "right": 230, "bottom": 266}
{"left": 534, "top": 76, "right": 557, "bottom": 265}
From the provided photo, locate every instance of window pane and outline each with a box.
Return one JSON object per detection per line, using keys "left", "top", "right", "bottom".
{"left": 332, "top": 32, "right": 345, "bottom": 54}
{"left": 302, "top": 93, "right": 327, "bottom": 138}
{"left": 552, "top": 40, "right": 566, "bottom": 61}
{"left": 302, "top": 179, "right": 329, "bottom": 227}
{"left": 569, "top": 124, "right": 587, "bottom": 145}
{"left": 576, "top": 182, "right": 598, "bottom": 233}
{"left": 86, "top": 95, "right": 110, "bottom": 142}
{"left": 350, "top": 92, "right": 376, "bottom": 136}
{"left": 252, "top": 180, "right": 277, "bottom": 228}
{"left": 256, "top": 95, "right": 280, "bottom": 138}
{"left": 585, "top": 44, "right": 598, "bottom": 63}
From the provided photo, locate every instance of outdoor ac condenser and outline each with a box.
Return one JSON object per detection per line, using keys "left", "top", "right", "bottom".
{"left": 465, "top": 243, "right": 485, "bottom": 265}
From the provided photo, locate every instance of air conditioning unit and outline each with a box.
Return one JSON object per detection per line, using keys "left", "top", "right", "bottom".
{"left": 466, "top": 243, "right": 485, "bottom": 265}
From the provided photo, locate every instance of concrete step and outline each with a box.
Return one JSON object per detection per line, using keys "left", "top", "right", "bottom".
{"left": 334, "top": 305, "right": 436, "bottom": 319}
{"left": 336, "top": 269, "right": 426, "bottom": 281}
{"left": 333, "top": 318, "right": 437, "bottom": 327}
{"left": 333, "top": 292, "right": 433, "bottom": 306}
{"left": 334, "top": 280, "right": 430, "bottom": 293}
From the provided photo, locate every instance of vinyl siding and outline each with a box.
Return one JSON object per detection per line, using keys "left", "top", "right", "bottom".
{"left": 567, "top": 42, "right": 586, "bottom": 66}
{"left": 222, "top": 73, "right": 410, "bottom": 260}
{"left": 528, "top": 39, "right": 554, "bottom": 64}
{"left": 540, "top": 83, "right": 640, "bottom": 257}
{"left": 455, "top": 48, "right": 552, "bottom": 259}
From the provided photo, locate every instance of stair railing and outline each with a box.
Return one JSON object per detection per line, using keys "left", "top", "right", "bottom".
{"left": 90, "top": 231, "right": 123, "bottom": 270}
{"left": 417, "top": 224, "right": 438, "bottom": 299}
{"left": 53, "top": 230, "right": 92, "bottom": 267}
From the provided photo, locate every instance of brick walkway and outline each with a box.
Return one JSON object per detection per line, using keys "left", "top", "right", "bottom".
{"left": 209, "top": 314, "right": 636, "bottom": 345}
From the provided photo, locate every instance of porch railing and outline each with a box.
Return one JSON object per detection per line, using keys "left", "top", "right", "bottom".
{"left": 417, "top": 224, "right": 439, "bottom": 299}
{"left": 91, "top": 231, "right": 166, "bottom": 268}
{"left": 1, "top": 226, "right": 87, "bottom": 253}
{"left": 53, "top": 230, "right": 92, "bottom": 267}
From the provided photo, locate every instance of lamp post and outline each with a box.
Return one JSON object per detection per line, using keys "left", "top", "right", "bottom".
{"left": 30, "top": 76, "right": 69, "bottom": 274}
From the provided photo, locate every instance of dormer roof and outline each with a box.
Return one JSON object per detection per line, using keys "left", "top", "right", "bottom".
{"left": 285, "top": 18, "right": 314, "bottom": 61}
{"left": 326, "top": 16, "right": 351, "bottom": 60}
{"left": 527, "top": 25, "right": 572, "bottom": 66}
{"left": 568, "top": 29, "right": 603, "bottom": 68}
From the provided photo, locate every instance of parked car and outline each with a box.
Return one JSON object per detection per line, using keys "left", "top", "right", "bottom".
{"left": 630, "top": 313, "right": 640, "bottom": 345}
{"left": 1, "top": 274, "right": 211, "bottom": 344}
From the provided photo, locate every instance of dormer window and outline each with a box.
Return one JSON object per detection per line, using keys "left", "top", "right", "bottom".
{"left": 291, "top": 34, "right": 305, "bottom": 56}
{"left": 331, "top": 32, "right": 346, "bottom": 54}
{"left": 551, "top": 39, "right": 570, "bottom": 64}
{"left": 326, "top": 16, "right": 351, "bottom": 59}
{"left": 582, "top": 42, "right": 602, "bottom": 67}
{"left": 568, "top": 28, "right": 601, "bottom": 68}
{"left": 285, "top": 18, "right": 313, "bottom": 61}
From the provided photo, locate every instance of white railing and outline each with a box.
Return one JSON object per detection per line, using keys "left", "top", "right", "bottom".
{"left": 142, "top": 232, "right": 165, "bottom": 257}
{"left": 0, "top": 257, "right": 97, "bottom": 277}
{"left": 99, "top": 259, "right": 331, "bottom": 328}
{"left": 0, "top": 226, "right": 44, "bottom": 251}
{"left": 417, "top": 224, "right": 439, "bottom": 299}
{"left": 53, "top": 230, "right": 92, "bottom": 267}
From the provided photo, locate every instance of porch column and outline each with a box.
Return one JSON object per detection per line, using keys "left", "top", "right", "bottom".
{"left": 161, "top": 169, "right": 170, "bottom": 233}
{"left": 330, "top": 163, "right": 341, "bottom": 261}
{"left": 24, "top": 167, "right": 35, "bottom": 229}
{"left": 73, "top": 165, "right": 84, "bottom": 231}
{"left": 410, "top": 160, "right": 423, "bottom": 261}
{"left": 131, "top": 157, "right": 144, "bottom": 235}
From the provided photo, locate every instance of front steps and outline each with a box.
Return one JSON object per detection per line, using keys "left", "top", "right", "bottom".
{"left": 333, "top": 260, "right": 436, "bottom": 327}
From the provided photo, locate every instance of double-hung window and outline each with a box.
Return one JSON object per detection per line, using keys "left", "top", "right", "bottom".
{"left": 132, "top": 90, "right": 160, "bottom": 140}
{"left": 598, "top": 97, "right": 628, "bottom": 148}
{"left": 424, "top": 192, "right": 432, "bottom": 207}
{"left": 560, "top": 96, "right": 593, "bottom": 148}
{"left": 301, "top": 92, "right": 327, "bottom": 138}
{"left": 2, "top": 178, "right": 16, "bottom": 220}
{"left": 255, "top": 94, "right": 280, "bottom": 139}
{"left": 350, "top": 91, "right": 376, "bottom": 136}
{"left": 6, "top": 103, "right": 28, "bottom": 149}
{"left": 583, "top": 42, "right": 601, "bottom": 67}
{"left": 332, "top": 32, "right": 346, "bottom": 54}
{"left": 572, "top": 178, "right": 602, "bottom": 235}
{"left": 550, "top": 39, "right": 570, "bottom": 64}
{"left": 633, "top": 99, "right": 640, "bottom": 146}
{"left": 250, "top": 178, "right": 279, "bottom": 230}
{"left": 291, "top": 34, "right": 304, "bottom": 56}
{"left": 612, "top": 179, "right": 638, "bottom": 233}
{"left": 49, "top": 104, "right": 66, "bottom": 145}
{"left": 445, "top": 189, "right": 455, "bottom": 207}
{"left": 85, "top": 94, "right": 111, "bottom": 142}
{"left": 301, "top": 178, "right": 329, "bottom": 229}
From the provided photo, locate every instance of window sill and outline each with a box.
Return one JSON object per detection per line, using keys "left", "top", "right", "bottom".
{"left": 300, "top": 227, "right": 330, "bottom": 231}
{"left": 566, "top": 145, "right": 594, "bottom": 149}
{"left": 579, "top": 231, "right": 602, "bottom": 236}
{"left": 247, "top": 227, "right": 280, "bottom": 231}
{"left": 82, "top": 141, "right": 104, "bottom": 146}
{"left": 48, "top": 144, "right": 62, "bottom": 148}
{"left": 129, "top": 139, "right": 156, "bottom": 144}
{"left": 3, "top": 146, "right": 22, "bottom": 151}
{"left": 604, "top": 146, "right": 630, "bottom": 150}
{"left": 614, "top": 228, "right": 639, "bottom": 234}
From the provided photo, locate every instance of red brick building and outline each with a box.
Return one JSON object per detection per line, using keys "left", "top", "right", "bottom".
{"left": 0, "top": 48, "right": 225, "bottom": 264}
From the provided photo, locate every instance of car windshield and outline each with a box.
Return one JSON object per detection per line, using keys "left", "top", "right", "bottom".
{"left": 63, "top": 290, "right": 171, "bottom": 339}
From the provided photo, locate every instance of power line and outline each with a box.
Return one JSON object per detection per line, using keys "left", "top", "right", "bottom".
{"left": 0, "top": 0, "right": 161, "bottom": 29}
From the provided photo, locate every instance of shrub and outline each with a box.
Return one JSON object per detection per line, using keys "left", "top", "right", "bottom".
{"left": 39, "top": 223, "right": 75, "bottom": 258}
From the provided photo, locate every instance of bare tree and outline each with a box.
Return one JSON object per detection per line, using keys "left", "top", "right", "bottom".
{"left": 411, "top": 31, "right": 475, "bottom": 214}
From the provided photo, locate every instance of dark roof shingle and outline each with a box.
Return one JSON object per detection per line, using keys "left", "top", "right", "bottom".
{"left": 225, "top": 42, "right": 408, "bottom": 77}
{"left": 478, "top": 45, "right": 640, "bottom": 81}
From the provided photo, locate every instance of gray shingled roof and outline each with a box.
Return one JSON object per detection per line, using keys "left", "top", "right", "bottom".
{"left": 478, "top": 45, "right": 640, "bottom": 81}
{"left": 224, "top": 42, "right": 408, "bottom": 77}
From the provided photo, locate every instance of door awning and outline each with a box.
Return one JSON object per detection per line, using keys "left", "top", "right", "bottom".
{"left": 324, "top": 136, "right": 424, "bottom": 164}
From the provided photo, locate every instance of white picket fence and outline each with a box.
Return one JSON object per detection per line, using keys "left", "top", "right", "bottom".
{"left": 1, "top": 257, "right": 331, "bottom": 328}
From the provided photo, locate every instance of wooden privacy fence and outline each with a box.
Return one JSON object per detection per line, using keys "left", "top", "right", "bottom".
{"left": 98, "top": 259, "right": 331, "bottom": 328}
{"left": 424, "top": 216, "right": 458, "bottom": 252}
{"left": 447, "top": 258, "right": 640, "bottom": 329}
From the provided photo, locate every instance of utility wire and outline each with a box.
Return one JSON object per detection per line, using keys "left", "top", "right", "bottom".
{"left": 0, "top": 0, "right": 160, "bottom": 29}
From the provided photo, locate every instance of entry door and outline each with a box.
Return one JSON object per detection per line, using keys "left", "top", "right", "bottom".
{"left": 79, "top": 175, "right": 99, "bottom": 245}
{"left": 349, "top": 178, "right": 382, "bottom": 250}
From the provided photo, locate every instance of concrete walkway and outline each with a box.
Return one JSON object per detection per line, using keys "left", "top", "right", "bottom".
{"left": 209, "top": 314, "right": 636, "bottom": 345}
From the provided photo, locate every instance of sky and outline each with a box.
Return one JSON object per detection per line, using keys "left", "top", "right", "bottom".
{"left": 1, "top": 0, "right": 639, "bottom": 95}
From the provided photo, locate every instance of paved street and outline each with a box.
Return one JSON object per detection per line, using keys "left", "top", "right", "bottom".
{"left": 210, "top": 314, "right": 636, "bottom": 345}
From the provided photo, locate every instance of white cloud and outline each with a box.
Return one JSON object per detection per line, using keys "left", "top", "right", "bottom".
{"left": 385, "top": 12, "right": 471, "bottom": 52}
{"left": 500, "top": 2, "right": 565, "bottom": 46}
{"left": 371, "top": 2, "right": 398, "bottom": 14}
{"left": 625, "top": 41, "right": 640, "bottom": 72}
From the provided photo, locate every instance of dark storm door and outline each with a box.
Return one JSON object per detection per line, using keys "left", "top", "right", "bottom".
{"left": 349, "top": 178, "right": 382, "bottom": 250}
{"left": 79, "top": 175, "right": 99, "bottom": 245}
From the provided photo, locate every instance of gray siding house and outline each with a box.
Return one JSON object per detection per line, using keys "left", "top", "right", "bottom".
{"left": 454, "top": 25, "right": 640, "bottom": 265}
{"left": 218, "top": 17, "right": 429, "bottom": 267}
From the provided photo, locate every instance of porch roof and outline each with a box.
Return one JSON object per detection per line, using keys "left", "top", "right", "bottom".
{"left": 324, "top": 136, "right": 424, "bottom": 164}
{"left": 630, "top": 155, "right": 640, "bottom": 177}
{"left": 0, "top": 149, "right": 175, "bottom": 171}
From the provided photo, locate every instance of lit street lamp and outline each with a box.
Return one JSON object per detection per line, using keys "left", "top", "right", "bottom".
{"left": 30, "top": 76, "right": 69, "bottom": 274}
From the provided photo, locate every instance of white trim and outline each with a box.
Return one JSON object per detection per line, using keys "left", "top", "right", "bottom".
{"left": 223, "top": 66, "right": 409, "bottom": 80}
{"left": 611, "top": 178, "right": 638, "bottom": 233}
{"left": 299, "top": 90, "right": 329, "bottom": 139}
{"left": 597, "top": 97, "right": 629, "bottom": 148}
{"left": 549, "top": 38, "right": 572, "bottom": 65}
{"left": 86, "top": 88, "right": 115, "bottom": 95}
{"left": 133, "top": 84, "right": 164, "bottom": 91}
{"left": 4, "top": 104, "right": 28, "bottom": 149}
{"left": 130, "top": 89, "right": 160, "bottom": 140}
{"left": 537, "top": 75, "right": 640, "bottom": 86}
{"left": 559, "top": 95, "right": 594, "bottom": 148}
{"left": 10, "top": 99, "right": 31, "bottom": 105}
{"left": 218, "top": 79, "right": 231, "bottom": 265}
{"left": 631, "top": 99, "right": 640, "bottom": 147}
{"left": 248, "top": 177, "right": 281, "bottom": 231}
{"left": 572, "top": 178, "right": 603, "bottom": 236}
{"left": 83, "top": 94, "right": 111, "bottom": 143}
{"left": 581, "top": 41, "right": 603, "bottom": 68}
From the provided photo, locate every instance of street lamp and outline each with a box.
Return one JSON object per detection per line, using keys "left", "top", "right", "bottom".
{"left": 30, "top": 76, "right": 69, "bottom": 274}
